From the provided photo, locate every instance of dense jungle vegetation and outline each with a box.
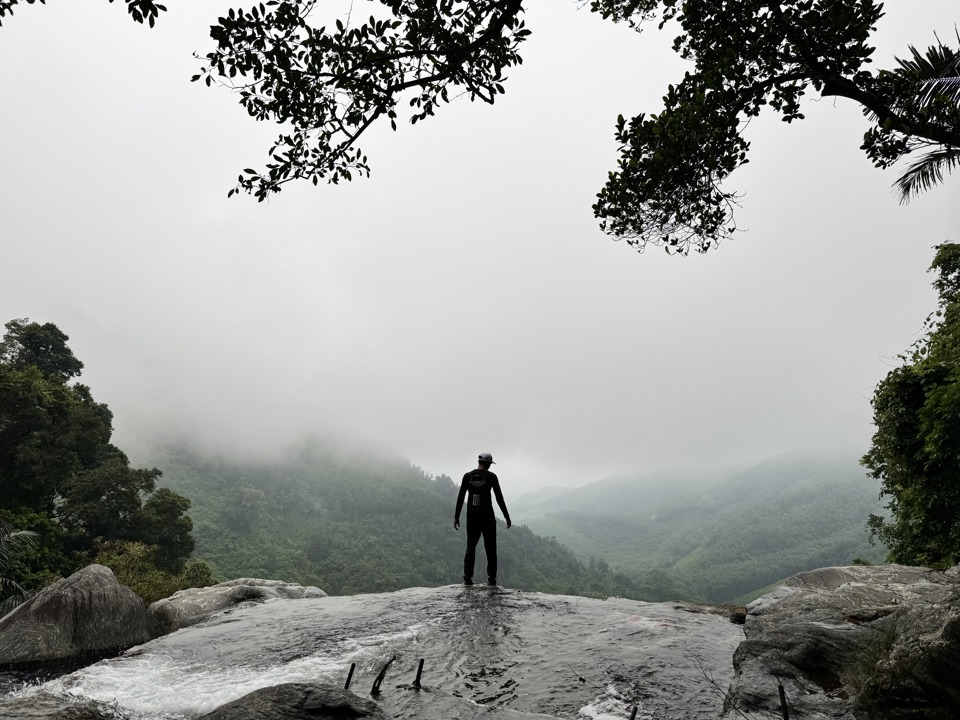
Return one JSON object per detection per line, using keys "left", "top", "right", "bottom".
{"left": 864, "top": 243, "right": 960, "bottom": 569}
{"left": 0, "top": 319, "right": 213, "bottom": 607}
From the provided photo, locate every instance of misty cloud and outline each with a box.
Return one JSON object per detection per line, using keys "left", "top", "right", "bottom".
{"left": 1, "top": 1, "right": 957, "bottom": 494}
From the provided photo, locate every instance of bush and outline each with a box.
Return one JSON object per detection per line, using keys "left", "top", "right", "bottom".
{"left": 94, "top": 540, "right": 216, "bottom": 605}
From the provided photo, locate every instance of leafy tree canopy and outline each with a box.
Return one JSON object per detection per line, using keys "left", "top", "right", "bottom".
{"left": 591, "top": 1, "right": 960, "bottom": 253}
{"left": 863, "top": 243, "right": 960, "bottom": 568}
{"left": 0, "top": 319, "right": 204, "bottom": 600}
{"left": 192, "top": 0, "right": 960, "bottom": 252}
{"left": 2, "top": 2, "right": 956, "bottom": 254}
{"left": 0, "top": 0, "right": 166, "bottom": 27}
{"left": 0, "top": 318, "right": 83, "bottom": 381}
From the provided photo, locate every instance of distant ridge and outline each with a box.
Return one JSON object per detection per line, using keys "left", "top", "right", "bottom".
{"left": 512, "top": 469, "right": 709, "bottom": 520}
{"left": 516, "top": 453, "right": 886, "bottom": 603}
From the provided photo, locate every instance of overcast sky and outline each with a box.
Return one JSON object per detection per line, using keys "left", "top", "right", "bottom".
{"left": 1, "top": 1, "right": 957, "bottom": 494}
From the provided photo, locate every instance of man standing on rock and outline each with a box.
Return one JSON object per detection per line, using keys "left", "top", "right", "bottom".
{"left": 454, "top": 452, "right": 512, "bottom": 586}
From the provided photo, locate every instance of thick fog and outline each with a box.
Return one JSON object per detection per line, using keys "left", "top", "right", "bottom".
{"left": 1, "top": 1, "right": 957, "bottom": 494}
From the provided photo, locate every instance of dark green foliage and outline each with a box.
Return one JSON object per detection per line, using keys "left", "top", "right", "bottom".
{"left": 0, "top": 368, "right": 116, "bottom": 519}
{"left": 591, "top": 1, "right": 960, "bottom": 253}
{"left": 93, "top": 541, "right": 214, "bottom": 605}
{"left": 3, "top": 2, "right": 953, "bottom": 246}
{"left": 0, "top": 319, "right": 204, "bottom": 601}
{"left": 190, "top": 0, "right": 958, "bottom": 247}
{"left": 863, "top": 244, "right": 960, "bottom": 568}
{"left": 57, "top": 453, "right": 162, "bottom": 542}
{"left": 192, "top": 0, "right": 530, "bottom": 201}
{"left": 150, "top": 441, "right": 645, "bottom": 600}
{"left": 519, "top": 457, "right": 886, "bottom": 603}
{"left": 0, "top": 318, "right": 83, "bottom": 381}
{"left": 0, "top": 510, "right": 72, "bottom": 594}
{"left": 0, "top": 518, "right": 37, "bottom": 599}
{"left": 0, "top": 0, "right": 167, "bottom": 28}
{"left": 138, "top": 488, "right": 197, "bottom": 573}
{"left": 879, "top": 38, "right": 960, "bottom": 202}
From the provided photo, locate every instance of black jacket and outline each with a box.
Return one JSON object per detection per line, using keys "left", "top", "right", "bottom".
{"left": 455, "top": 468, "right": 510, "bottom": 522}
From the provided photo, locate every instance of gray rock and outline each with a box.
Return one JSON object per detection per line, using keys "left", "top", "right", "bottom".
{"left": 148, "top": 578, "right": 326, "bottom": 636}
{"left": 0, "top": 692, "right": 117, "bottom": 720}
{"left": 855, "top": 591, "right": 960, "bottom": 720}
{"left": 726, "top": 564, "right": 960, "bottom": 720}
{"left": 0, "top": 564, "right": 151, "bottom": 666}
{"left": 197, "top": 682, "right": 389, "bottom": 720}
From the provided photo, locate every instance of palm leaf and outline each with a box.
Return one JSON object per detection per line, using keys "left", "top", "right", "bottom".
{"left": 0, "top": 586, "right": 39, "bottom": 618}
{"left": 895, "top": 37, "right": 960, "bottom": 107}
{"left": 895, "top": 146, "right": 960, "bottom": 203}
{"left": 920, "top": 75, "right": 960, "bottom": 106}
{"left": 0, "top": 522, "right": 38, "bottom": 575}
{"left": 885, "top": 35, "right": 960, "bottom": 201}
{"left": 896, "top": 44, "right": 948, "bottom": 77}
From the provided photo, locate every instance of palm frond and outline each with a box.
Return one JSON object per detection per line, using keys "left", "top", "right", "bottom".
{"left": 895, "top": 146, "right": 960, "bottom": 203}
{"left": 896, "top": 45, "right": 944, "bottom": 77}
{"left": 920, "top": 75, "right": 960, "bottom": 106}
{"left": 0, "top": 523, "right": 38, "bottom": 574}
{"left": 0, "top": 587, "right": 39, "bottom": 618}
{"left": 895, "top": 35, "right": 960, "bottom": 107}
{"left": 896, "top": 40, "right": 959, "bottom": 78}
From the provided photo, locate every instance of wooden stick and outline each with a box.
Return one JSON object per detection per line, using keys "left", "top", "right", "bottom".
{"left": 778, "top": 683, "right": 789, "bottom": 720}
{"left": 370, "top": 655, "right": 396, "bottom": 695}
{"left": 344, "top": 662, "right": 355, "bottom": 690}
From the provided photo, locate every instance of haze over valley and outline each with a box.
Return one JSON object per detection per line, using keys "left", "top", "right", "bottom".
{"left": 1, "top": 0, "right": 957, "bottom": 497}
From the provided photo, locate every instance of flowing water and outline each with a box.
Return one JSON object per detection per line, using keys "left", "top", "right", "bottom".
{"left": 1, "top": 586, "right": 744, "bottom": 719}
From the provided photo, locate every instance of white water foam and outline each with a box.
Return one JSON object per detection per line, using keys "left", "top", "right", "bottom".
{"left": 22, "top": 622, "right": 433, "bottom": 719}
{"left": 578, "top": 684, "right": 651, "bottom": 720}
{"left": 36, "top": 653, "right": 343, "bottom": 717}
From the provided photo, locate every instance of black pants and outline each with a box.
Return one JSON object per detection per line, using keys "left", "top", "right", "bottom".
{"left": 464, "top": 515, "right": 497, "bottom": 581}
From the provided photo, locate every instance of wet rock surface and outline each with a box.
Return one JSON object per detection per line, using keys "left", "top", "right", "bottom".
{"left": 148, "top": 577, "right": 327, "bottom": 636}
{"left": 0, "top": 691, "right": 117, "bottom": 719}
{"left": 727, "top": 563, "right": 960, "bottom": 720}
{"left": 3, "top": 585, "right": 745, "bottom": 719}
{"left": 197, "top": 683, "right": 389, "bottom": 720}
{"left": 0, "top": 565, "right": 150, "bottom": 667}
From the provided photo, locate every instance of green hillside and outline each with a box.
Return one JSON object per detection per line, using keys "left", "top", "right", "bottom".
{"left": 144, "top": 440, "right": 643, "bottom": 600}
{"left": 512, "top": 470, "right": 708, "bottom": 520}
{"left": 518, "top": 455, "right": 887, "bottom": 603}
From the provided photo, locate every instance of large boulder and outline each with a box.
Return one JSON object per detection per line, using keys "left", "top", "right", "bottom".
{"left": 149, "top": 578, "right": 326, "bottom": 637}
{"left": 197, "top": 683, "right": 389, "bottom": 720}
{"left": 855, "top": 566, "right": 960, "bottom": 720}
{"left": 0, "top": 564, "right": 151, "bottom": 667}
{"left": 727, "top": 564, "right": 960, "bottom": 720}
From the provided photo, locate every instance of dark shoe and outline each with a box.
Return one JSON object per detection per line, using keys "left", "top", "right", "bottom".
{"left": 463, "top": 578, "right": 474, "bottom": 586}
{"left": 487, "top": 578, "right": 497, "bottom": 586}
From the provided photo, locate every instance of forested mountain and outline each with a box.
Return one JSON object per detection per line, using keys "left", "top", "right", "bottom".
{"left": 143, "top": 440, "right": 643, "bottom": 600}
{"left": 1, "top": 319, "right": 211, "bottom": 607}
{"left": 511, "top": 470, "right": 708, "bottom": 520}
{"left": 515, "top": 455, "right": 887, "bottom": 603}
